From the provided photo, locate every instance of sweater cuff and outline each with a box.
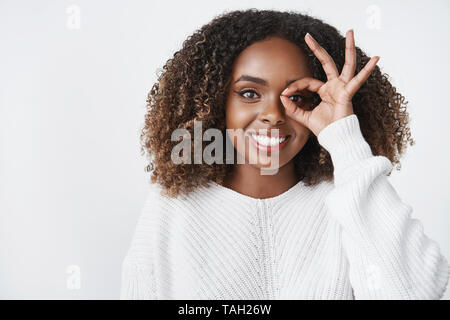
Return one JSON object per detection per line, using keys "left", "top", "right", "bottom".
{"left": 317, "top": 114, "right": 374, "bottom": 174}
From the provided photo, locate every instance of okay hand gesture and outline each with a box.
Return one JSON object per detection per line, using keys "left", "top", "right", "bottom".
{"left": 280, "top": 30, "right": 380, "bottom": 137}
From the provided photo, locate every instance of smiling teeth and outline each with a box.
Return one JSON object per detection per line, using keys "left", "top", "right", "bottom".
{"left": 250, "top": 134, "right": 287, "bottom": 146}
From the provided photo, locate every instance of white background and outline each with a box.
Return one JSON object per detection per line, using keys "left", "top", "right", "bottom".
{"left": 1, "top": 0, "right": 449, "bottom": 299}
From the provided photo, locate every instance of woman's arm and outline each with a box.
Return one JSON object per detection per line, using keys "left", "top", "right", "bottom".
{"left": 120, "top": 184, "right": 161, "bottom": 300}
{"left": 120, "top": 254, "right": 157, "bottom": 299}
{"left": 318, "top": 114, "right": 450, "bottom": 299}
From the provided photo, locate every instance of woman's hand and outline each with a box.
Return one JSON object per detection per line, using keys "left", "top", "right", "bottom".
{"left": 280, "top": 29, "right": 380, "bottom": 137}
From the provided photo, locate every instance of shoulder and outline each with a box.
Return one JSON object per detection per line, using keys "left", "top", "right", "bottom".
{"left": 125, "top": 182, "right": 213, "bottom": 258}
{"left": 142, "top": 182, "right": 165, "bottom": 211}
{"left": 134, "top": 181, "right": 211, "bottom": 230}
{"left": 305, "top": 179, "right": 335, "bottom": 198}
{"left": 291, "top": 179, "right": 335, "bottom": 211}
{"left": 125, "top": 183, "right": 167, "bottom": 257}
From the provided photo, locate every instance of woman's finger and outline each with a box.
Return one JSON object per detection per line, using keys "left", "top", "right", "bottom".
{"left": 340, "top": 29, "right": 356, "bottom": 82}
{"left": 280, "top": 95, "right": 311, "bottom": 127}
{"left": 280, "top": 77, "right": 324, "bottom": 97}
{"left": 345, "top": 56, "right": 380, "bottom": 97}
{"left": 305, "top": 33, "right": 339, "bottom": 81}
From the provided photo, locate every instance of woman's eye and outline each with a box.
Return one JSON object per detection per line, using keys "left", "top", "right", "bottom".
{"left": 289, "top": 94, "right": 305, "bottom": 103}
{"left": 238, "top": 90, "right": 259, "bottom": 99}
{"left": 236, "top": 90, "right": 307, "bottom": 103}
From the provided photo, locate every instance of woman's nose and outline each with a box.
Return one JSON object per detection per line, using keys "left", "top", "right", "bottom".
{"left": 258, "top": 96, "right": 286, "bottom": 126}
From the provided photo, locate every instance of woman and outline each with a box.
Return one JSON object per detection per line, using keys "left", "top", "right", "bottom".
{"left": 120, "top": 9, "right": 449, "bottom": 299}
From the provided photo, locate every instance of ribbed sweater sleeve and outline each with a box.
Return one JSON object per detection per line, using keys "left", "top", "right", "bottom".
{"left": 317, "top": 114, "right": 450, "bottom": 299}
{"left": 120, "top": 184, "right": 160, "bottom": 300}
{"left": 120, "top": 254, "right": 156, "bottom": 299}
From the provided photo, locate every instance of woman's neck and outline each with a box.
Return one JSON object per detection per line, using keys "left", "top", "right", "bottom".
{"left": 222, "top": 160, "right": 301, "bottom": 199}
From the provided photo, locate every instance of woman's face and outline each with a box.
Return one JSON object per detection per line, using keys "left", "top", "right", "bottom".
{"left": 225, "top": 36, "right": 314, "bottom": 170}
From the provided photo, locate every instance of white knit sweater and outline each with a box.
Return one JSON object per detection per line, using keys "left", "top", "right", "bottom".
{"left": 120, "top": 114, "right": 450, "bottom": 299}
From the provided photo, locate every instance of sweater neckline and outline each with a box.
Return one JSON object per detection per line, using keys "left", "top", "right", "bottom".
{"left": 208, "top": 179, "right": 306, "bottom": 204}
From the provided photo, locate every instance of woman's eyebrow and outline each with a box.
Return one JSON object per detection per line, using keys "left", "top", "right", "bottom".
{"left": 234, "top": 74, "right": 301, "bottom": 87}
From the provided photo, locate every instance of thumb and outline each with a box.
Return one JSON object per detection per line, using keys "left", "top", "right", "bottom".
{"left": 280, "top": 95, "right": 310, "bottom": 127}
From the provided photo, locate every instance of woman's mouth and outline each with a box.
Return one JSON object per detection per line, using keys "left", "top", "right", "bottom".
{"left": 248, "top": 132, "right": 291, "bottom": 152}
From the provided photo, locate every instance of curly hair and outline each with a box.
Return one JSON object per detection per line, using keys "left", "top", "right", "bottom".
{"left": 140, "top": 8, "right": 415, "bottom": 198}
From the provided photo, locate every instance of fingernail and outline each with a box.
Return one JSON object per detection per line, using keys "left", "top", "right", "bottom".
{"left": 282, "top": 88, "right": 289, "bottom": 95}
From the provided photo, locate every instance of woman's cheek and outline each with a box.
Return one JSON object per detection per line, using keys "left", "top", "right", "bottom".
{"left": 226, "top": 104, "right": 255, "bottom": 130}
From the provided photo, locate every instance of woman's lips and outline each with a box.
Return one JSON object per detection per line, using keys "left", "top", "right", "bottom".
{"left": 248, "top": 133, "right": 291, "bottom": 153}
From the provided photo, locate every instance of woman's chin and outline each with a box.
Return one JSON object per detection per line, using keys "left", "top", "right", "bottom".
{"left": 248, "top": 158, "right": 288, "bottom": 172}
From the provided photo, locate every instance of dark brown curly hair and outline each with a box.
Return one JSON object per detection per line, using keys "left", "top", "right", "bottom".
{"left": 140, "top": 9, "right": 415, "bottom": 198}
